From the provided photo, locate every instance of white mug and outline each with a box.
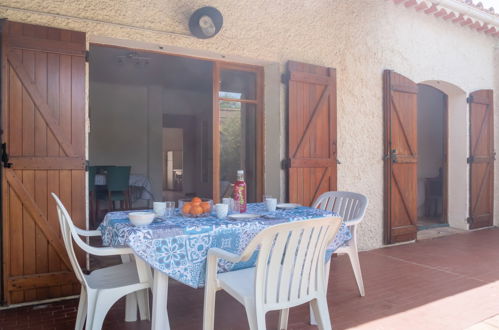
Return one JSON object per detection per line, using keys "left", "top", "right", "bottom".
{"left": 215, "top": 203, "right": 229, "bottom": 219}
{"left": 153, "top": 202, "right": 167, "bottom": 217}
{"left": 265, "top": 197, "right": 277, "bottom": 212}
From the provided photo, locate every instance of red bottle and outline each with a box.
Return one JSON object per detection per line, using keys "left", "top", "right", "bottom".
{"left": 232, "top": 170, "right": 247, "bottom": 213}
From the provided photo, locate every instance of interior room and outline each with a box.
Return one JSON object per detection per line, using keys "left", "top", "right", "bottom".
{"left": 417, "top": 84, "right": 446, "bottom": 230}
{"left": 88, "top": 45, "right": 213, "bottom": 219}
{"left": 88, "top": 45, "right": 261, "bottom": 225}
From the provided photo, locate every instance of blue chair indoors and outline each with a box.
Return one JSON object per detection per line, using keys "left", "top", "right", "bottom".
{"left": 88, "top": 166, "right": 109, "bottom": 228}
{"left": 106, "top": 166, "right": 132, "bottom": 211}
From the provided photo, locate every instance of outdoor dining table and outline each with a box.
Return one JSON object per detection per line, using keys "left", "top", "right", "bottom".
{"left": 98, "top": 203, "right": 352, "bottom": 330}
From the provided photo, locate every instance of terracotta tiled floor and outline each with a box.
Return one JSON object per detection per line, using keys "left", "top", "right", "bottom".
{"left": 2, "top": 228, "right": 499, "bottom": 330}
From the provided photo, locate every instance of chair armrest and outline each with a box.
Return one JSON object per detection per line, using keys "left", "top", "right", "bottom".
{"left": 343, "top": 216, "right": 362, "bottom": 227}
{"left": 75, "top": 227, "right": 102, "bottom": 237}
{"left": 75, "top": 238, "right": 134, "bottom": 257}
{"left": 207, "top": 247, "right": 241, "bottom": 263}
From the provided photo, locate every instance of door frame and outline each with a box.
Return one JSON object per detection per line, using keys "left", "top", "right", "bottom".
{"left": 418, "top": 84, "right": 449, "bottom": 226}
{"left": 88, "top": 42, "right": 265, "bottom": 204}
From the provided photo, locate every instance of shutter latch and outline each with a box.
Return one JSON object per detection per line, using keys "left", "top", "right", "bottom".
{"left": 281, "top": 158, "right": 291, "bottom": 169}
{"left": 281, "top": 72, "right": 290, "bottom": 84}
{"left": 467, "top": 156, "right": 474, "bottom": 164}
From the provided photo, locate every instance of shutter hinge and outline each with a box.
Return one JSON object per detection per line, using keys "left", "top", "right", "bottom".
{"left": 281, "top": 72, "right": 290, "bottom": 84}
{"left": 466, "top": 95, "right": 474, "bottom": 104}
{"left": 467, "top": 156, "right": 474, "bottom": 164}
{"left": 281, "top": 158, "right": 291, "bottom": 169}
{"left": 85, "top": 50, "right": 90, "bottom": 63}
{"left": 466, "top": 216, "right": 474, "bottom": 224}
{"left": 84, "top": 160, "right": 90, "bottom": 171}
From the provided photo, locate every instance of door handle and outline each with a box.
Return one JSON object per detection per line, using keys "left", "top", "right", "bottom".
{"left": 2, "top": 143, "right": 12, "bottom": 168}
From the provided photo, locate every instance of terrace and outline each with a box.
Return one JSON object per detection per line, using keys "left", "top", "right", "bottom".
{"left": 1, "top": 228, "right": 498, "bottom": 329}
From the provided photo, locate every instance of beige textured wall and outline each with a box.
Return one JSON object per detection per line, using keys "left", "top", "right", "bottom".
{"left": 2, "top": 0, "right": 497, "bottom": 250}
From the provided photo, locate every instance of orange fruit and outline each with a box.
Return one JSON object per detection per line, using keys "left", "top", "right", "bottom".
{"left": 191, "top": 197, "right": 202, "bottom": 204}
{"left": 191, "top": 205, "right": 203, "bottom": 216}
{"left": 182, "top": 202, "right": 192, "bottom": 214}
{"left": 201, "top": 202, "right": 211, "bottom": 213}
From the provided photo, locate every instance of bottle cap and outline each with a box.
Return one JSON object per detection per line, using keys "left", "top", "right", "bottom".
{"left": 237, "top": 170, "right": 244, "bottom": 175}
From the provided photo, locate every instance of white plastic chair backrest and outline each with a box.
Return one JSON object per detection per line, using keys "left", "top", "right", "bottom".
{"left": 51, "top": 193, "right": 89, "bottom": 287}
{"left": 238, "top": 217, "right": 342, "bottom": 311}
{"left": 313, "top": 191, "right": 368, "bottom": 226}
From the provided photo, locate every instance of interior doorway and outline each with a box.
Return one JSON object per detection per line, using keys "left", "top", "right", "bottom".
{"left": 417, "top": 84, "right": 447, "bottom": 230}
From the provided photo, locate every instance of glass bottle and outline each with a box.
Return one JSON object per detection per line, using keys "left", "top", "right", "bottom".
{"left": 232, "top": 170, "right": 247, "bottom": 213}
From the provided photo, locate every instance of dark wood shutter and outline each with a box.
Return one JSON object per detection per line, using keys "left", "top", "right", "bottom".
{"left": 1, "top": 21, "right": 86, "bottom": 304}
{"left": 383, "top": 70, "right": 418, "bottom": 244}
{"left": 286, "top": 61, "right": 337, "bottom": 206}
{"left": 468, "top": 90, "right": 494, "bottom": 229}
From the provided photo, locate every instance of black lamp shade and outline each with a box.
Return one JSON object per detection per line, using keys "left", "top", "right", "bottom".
{"left": 189, "top": 7, "right": 223, "bottom": 39}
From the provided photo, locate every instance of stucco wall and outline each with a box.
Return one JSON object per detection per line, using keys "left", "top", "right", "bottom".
{"left": 2, "top": 0, "right": 497, "bottom": 250}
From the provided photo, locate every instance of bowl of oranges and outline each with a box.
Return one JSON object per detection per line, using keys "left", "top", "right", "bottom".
{"left": 179, "top": 197, "right": 213, "bottom": 217}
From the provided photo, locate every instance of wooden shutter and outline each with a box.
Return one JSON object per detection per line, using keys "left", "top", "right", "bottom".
{"left": 286, "top": 61, "right": 337, "bottom": 206}
{"left": 2, "top": 21, "right": 86, "bottom": 304}
{"left": 383, "top": 70, "right": 418, "bottom": 244}
{"left": 468, "top": 90, "right": 494, "bottom": 229}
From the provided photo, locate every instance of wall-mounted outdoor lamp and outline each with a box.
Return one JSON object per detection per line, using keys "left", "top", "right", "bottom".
{"left": 189, "top": 6, "right": 223, "bottom": 39}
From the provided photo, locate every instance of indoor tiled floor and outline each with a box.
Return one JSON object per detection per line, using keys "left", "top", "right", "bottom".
{"left": 2, "top": 228, "right": 499, "bottom": 330}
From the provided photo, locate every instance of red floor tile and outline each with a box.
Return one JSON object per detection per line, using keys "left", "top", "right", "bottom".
{"left": 1, "top": 228, "right": 499, "bottom": 329}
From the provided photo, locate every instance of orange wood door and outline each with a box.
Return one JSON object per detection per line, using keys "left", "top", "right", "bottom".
{"left": 1, "top": 21, "right": 86, "bottom": 304}
{"left": 468, "top": 90, "right": 494, "bottom": 229}
{"left": 286, "top": 61, "right": 337, "bottom": 206}
{"left": 383, "top": 70, "right": 418, "bottom": 244}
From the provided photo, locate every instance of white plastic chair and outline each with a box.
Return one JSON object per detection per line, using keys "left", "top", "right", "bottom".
{"left": 313, "top": 191, "right": 368, "bottom": 297}
{"left": 52, "top": 193, "right": 152, "bottom": 330}
{"left": 203, "top": 216, "right": 342, "bottom": 330}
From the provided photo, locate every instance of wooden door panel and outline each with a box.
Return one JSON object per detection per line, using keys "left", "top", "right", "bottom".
{"left": 287, "top": 61, "right": 337, "bottom": 206}
{"left": 2, "top": 21, "right": 86, "bottom": 304}
{"left": 384, "top": 70, "right": 418, "bottom": 244}
{"left": 469, "top": 90, "right": 494, "bottom": 229}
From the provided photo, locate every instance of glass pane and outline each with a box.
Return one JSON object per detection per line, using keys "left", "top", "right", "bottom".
{"left": 219, "top": 101, "right": 257, "bottom": 203}
{"left": 220, "top": 69, "right": 257, "bottom": 100}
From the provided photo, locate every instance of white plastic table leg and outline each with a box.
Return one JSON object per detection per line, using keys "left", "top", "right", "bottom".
{"left": 151, "top": 269, "right": 170, "bottom": 330}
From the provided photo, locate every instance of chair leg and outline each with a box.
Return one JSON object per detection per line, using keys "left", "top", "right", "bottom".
{"left": 202, "top": 281, "right": 217, "bottom": 330}
{"left": 244, "top": 304, "right": 266, "bottom": 330}
{"left": 346, "top": 247, "right": 365, "bottom": 296}
{"left": 310, "top": 296, "right": 332, "bottom": 330}
{"left": 89, "top": 192, "right": 95, "bottom": 229}
{"left": 75, "top": 288, "right": 87, "bottom": 330}
{"left": 85, "top": 290, "right": 97, "bottom": 330}
{"left": 91, "top": 290, "right": 126, "bottom": 330}
{"left": 125, "top": 292, "right": 138, "bottom": 322}
{"left": 278, "top": 308, "right": 289, "bottom": 330}
{"left": 137, "top": 289, "right": 150, "bottom": 320}
{"left": 311, "top": 260, "right": 332, "bottom": 325}
{"left": 108, "top": 191, "right": 113, "bottom": 212}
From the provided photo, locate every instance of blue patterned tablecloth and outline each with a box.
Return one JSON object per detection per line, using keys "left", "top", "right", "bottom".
{"left": 98, "top": 203, "right": 351, "bottom": 288}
